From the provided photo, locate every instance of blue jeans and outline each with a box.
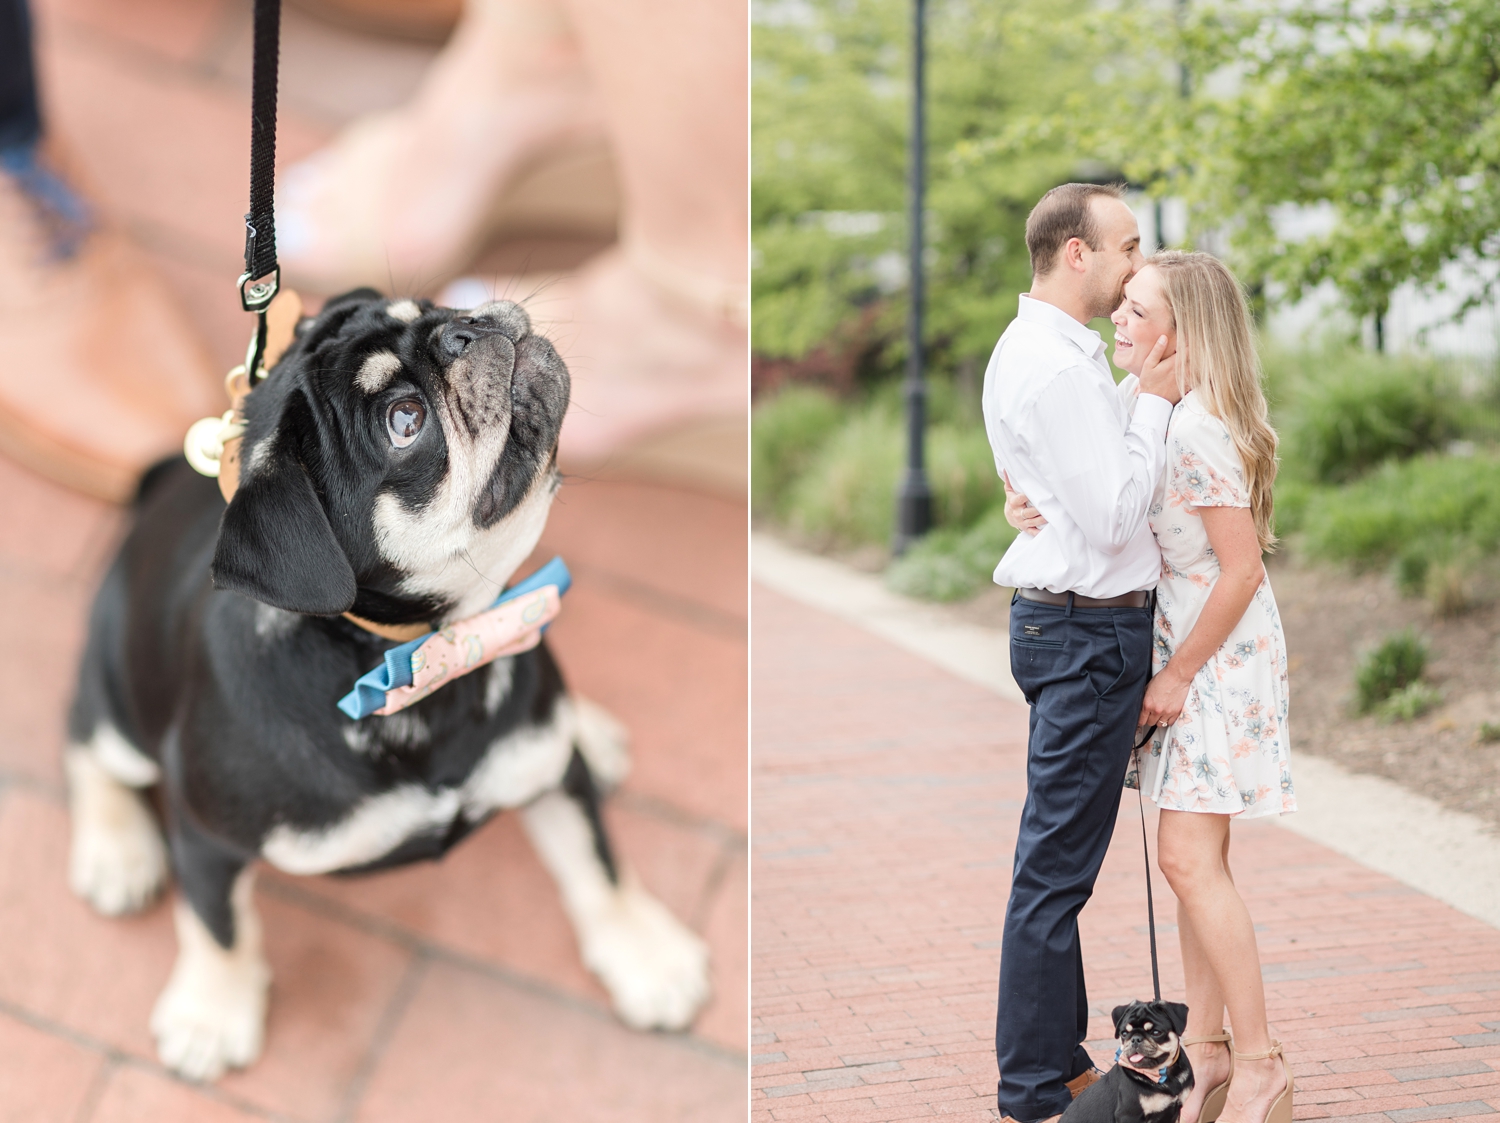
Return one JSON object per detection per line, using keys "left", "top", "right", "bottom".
{"left": 995, "top": 594, "right": 1153, "bottom": 1122}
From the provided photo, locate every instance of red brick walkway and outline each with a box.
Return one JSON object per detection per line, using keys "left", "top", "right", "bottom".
{"left": 752, "top": 585, "right": 1500, "bottom": 1123}
{"left": 0, "top": 456, "right": 746, "bottom": 1122}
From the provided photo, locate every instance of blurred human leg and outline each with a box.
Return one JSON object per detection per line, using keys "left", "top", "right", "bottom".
{"left": 0, "top": 0, "right": 218, "bottom": 500}
{"left": 276, "top": 0, "right": 608, "bottom": 294}
{"left": 519, "top": 0, "right": 747, "bottom": 466}
{"left": 0, "top": 0, "right": 42, "bottom": 150}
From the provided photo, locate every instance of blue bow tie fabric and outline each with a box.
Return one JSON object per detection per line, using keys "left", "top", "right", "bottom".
{"left": 337, "top": 556, "right": 571, "bottom": 720}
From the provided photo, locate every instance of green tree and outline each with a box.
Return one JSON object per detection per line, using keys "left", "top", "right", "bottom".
{"left": 1094, "top": 0, "right": 1500, "bottom": 343}
{"left": 751, "top": 0, "right": 1097, "bottom": 377}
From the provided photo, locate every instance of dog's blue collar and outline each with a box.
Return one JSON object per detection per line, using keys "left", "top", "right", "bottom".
{"left": 336, "top": 557, "right": 570, "bottom": 720}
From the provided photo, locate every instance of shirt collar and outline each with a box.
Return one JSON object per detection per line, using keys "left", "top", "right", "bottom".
{"left": 1016, "top": 294, "right": 1107, "bottom": 364}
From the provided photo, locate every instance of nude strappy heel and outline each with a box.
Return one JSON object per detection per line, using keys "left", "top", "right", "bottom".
{"left": 1231, "top": 1040, "right": 1293, "bottom": 1123}
{"left": 1181, "top": 1031, "right": 1233, "bottom": 1123}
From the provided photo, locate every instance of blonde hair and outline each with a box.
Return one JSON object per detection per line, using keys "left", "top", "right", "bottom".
{"left": 1149, "top": 251, "right": 1280, "bottom": 551}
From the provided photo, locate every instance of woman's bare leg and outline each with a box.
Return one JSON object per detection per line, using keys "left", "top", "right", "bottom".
{"left": 1158, "top": 810, "right": 1286, "bottom": 1123}
{"left": 277, "top": 0, "right": 607, "bottom": 293}
{"left": 283, "top": 0, "right": 748, "bottom": 463}
{"left": 1174, "top": 825, "right": 1230, "bottom": 1123}
{"left": 532, "top": 0, "right": 747, "bottom": 465}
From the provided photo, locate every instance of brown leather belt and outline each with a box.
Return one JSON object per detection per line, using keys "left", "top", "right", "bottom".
{"left": 1017, "top": 587, "right": 1151, "bottom": 609}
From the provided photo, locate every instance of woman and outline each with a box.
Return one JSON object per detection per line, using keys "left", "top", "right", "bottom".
{"left": 1006, "top": 251, "right": 1293, "bottom": 1123}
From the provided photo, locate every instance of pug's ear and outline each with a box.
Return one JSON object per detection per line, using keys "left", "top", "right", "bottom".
{"left": 1111, "top": 1004, "right": 1133, "bottom": 1034}
{"left": 211, "top": 456, "right": 357, "bottom": 615}
{"left": 1159, "top": 1002, "right": 1190, "bottom": 1036}
{"left": 322, "top": 286, "right": 385, "bottom": 312}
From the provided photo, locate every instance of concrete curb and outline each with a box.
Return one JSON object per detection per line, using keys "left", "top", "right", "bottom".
{"left": 752, "top": 533, "right": 1500, "bottom": 931}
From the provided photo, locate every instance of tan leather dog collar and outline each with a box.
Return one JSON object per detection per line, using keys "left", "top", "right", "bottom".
{"left": 183, "top": 290, "right": 433, "bottom": 645}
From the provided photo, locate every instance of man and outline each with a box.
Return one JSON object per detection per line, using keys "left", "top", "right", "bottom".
{"left": 0, "top": 0, "right": 219, "bottom": 501}
{"left": 982, "top": 183, "right": 1181, "bottom": 1123}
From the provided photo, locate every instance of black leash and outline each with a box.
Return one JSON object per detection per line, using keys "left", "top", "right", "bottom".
{"left": 239, "top": 0, "right": 282, "bottom": 385}
{"left": 1132, "top": 724, "right": 1162, "bottom": 1003}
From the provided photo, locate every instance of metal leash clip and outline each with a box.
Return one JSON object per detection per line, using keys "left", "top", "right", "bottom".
{"left": 184, "top": 287, "right": 300, "bottom": 491}
{"left": 239, "top": 265, "right": 280, "bottom": 386}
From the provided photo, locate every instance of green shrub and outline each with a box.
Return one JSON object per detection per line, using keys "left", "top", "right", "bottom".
{"left": 776, "top": 390, "right": 1001, "bottom": 550}
{"left": 1393, "top": 546, "right": 1431, "bottom": 597}
{"left": 1300, "top": 453, "right": 1500, "bottom": 569}
{"left": 885, "top": 541, "right": 979, "bottom": 601}
{"left": 1270, "top": 477, "right": 1314, "bottom": 539}
{"left": 784, "top": 405, "right": 903, "bottom": 547}
{"left": 1478, "top": 722, "right": 1500, "bottom": 744}
{"left": 1389, "top": 537, "right": 1475, "bottom": 615}
{"left": 1377, "top": 681, "right": 1442, "bottom": 723}
{"left": 886, "top": 504, "right": 1019, "bottom": 601}
{"left": 751, "top": 386, "right": 846, "bottom": 517}
{"left": 1426, "top": 559, "right": 1473, "bottom": 617}
{"left": 1270, "top": 350, "right": 1461, "bottom": 484}
{"left": 927, "top": 425, "right": 1002, "bottom": 530}
{"left": 1355, "top": 631, "right": 1429, "bottom": 713}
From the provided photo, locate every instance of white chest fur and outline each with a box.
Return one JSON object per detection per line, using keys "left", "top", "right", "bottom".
{"left": 260, "top": 698, "right": 577, "bottom": 875}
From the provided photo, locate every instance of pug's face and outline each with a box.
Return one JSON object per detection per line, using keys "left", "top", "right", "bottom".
{"left": 211, "top": 290, "right": 569, "bottom": 624}
{"left": 1112, "top": 1000, "right": 1188, "bottom": 1070}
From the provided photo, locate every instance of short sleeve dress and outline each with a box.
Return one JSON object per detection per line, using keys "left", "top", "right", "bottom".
{"left": 1126, "top": 390, "right": 1295, "bottom": 819}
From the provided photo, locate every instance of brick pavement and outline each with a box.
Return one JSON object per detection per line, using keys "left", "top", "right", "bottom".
{"left": 0, "top": 0, "right": 746, "bottom": 1117}
{"left": 0, "top": 454, "right": 746, "bottom": 1122}
{"left": 752, "top": 585, "right": 1500, "bottom": 1123}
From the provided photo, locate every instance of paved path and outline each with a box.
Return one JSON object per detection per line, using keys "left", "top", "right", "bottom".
{"left": 752, "top": 584, "right": 1500, "bottom": 1123}
{"left": 750, "top": 534, "right": 1500, "bottom": 932}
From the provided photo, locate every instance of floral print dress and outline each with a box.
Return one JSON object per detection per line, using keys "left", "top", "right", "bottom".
{"left": 1127, "top": 390, "right": 1295, "bottom": 819}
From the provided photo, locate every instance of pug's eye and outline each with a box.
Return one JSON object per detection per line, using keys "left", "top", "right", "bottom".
{"left": 387, "top": 399, "right": 425, "bottom": 448}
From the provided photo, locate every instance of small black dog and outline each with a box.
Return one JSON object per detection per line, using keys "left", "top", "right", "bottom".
{"left": 1061, "top": 1001, "right": 1193, "bottom": 1123}
{"left": 67, "top": 291, "right": 709, "bottom": 1081}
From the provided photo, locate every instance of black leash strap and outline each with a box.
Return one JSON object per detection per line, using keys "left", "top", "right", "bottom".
{"left": 1132, "top": 725, "right": 1162, "bottom": 1003}
{"left": 239, "top": 0, "right": 282, "bottom": 384}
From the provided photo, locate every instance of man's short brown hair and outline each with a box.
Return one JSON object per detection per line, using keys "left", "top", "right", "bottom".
{"left": 1025, "top": 182, "right": 1127, "bottom": 278}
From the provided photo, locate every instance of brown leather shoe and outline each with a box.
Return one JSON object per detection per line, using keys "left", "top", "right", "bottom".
{"left": 1067, "top": 1067, "right": 1106, "bottom": 1098}
{"left": 0, "top": 149, "right": 220, "bottom": 502}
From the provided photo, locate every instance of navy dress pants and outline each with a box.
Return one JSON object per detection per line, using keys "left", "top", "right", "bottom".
{"left": 1, "top": 0, "right": 42, "bottom": 150}
{"left": 995, "top": 595, "right": 1152, "bottom": 1122}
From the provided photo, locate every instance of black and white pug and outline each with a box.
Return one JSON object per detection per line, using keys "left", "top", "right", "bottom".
{"left": 66, "top": 290, "right": 710, "bottom": 1082}
{"left": 1061, "top": 1001, "right": 1193, "bottom": 1123}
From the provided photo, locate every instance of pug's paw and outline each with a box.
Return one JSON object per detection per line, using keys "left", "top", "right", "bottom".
{"left": 581, "top": 880, "right": 710, "bottom": 1031}
{"left": 151, "top": 906, "right": 270, "bottom": 1083}
{"left": 66, "top": 754, "right": 169, "bottom": 916}
{"left": 70, "top": 810, "right": 169, "bottom": 916}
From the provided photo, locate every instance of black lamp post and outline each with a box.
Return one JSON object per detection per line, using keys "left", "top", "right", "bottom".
{"left": 893, "top": 0, "right": 933, "bottom": 556}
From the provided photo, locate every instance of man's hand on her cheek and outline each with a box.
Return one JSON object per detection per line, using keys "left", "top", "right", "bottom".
{"left": 1139, "top": 335, "right": 1182, "bottom": 405}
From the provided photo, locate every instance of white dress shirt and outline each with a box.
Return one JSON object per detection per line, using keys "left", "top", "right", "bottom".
{"left": 981, "top": 294, "right": 1174, "bottom": 598}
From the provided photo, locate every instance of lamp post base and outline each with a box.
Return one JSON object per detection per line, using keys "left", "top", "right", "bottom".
{"left": 892, "top": 473, "right": 933, "bottom": 556}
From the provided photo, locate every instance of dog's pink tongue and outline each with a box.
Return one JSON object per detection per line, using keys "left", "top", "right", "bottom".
{"left": 1129, "top": 1054, "right": 1145, "bottom": 1065}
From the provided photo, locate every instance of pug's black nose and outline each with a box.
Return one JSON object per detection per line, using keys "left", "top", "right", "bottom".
{"left": 439, "top": 319, "right": 483, "bottom": 360}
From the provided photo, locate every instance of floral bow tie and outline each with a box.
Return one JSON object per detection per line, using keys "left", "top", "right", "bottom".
{"left": 337, "top": 557, "right": 571, "bottom": 720}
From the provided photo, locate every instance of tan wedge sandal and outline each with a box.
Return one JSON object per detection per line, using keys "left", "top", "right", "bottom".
{"left": 1181, "top": 1031, "right": 1233, "bottom": 1123}
{"left": 1231, "top": 1041, "right": 1294, "bottom": 1123}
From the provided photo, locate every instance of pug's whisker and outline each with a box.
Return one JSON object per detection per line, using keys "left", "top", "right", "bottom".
{"left": 456, "top": 547, "right": 503, "bottom": 594}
